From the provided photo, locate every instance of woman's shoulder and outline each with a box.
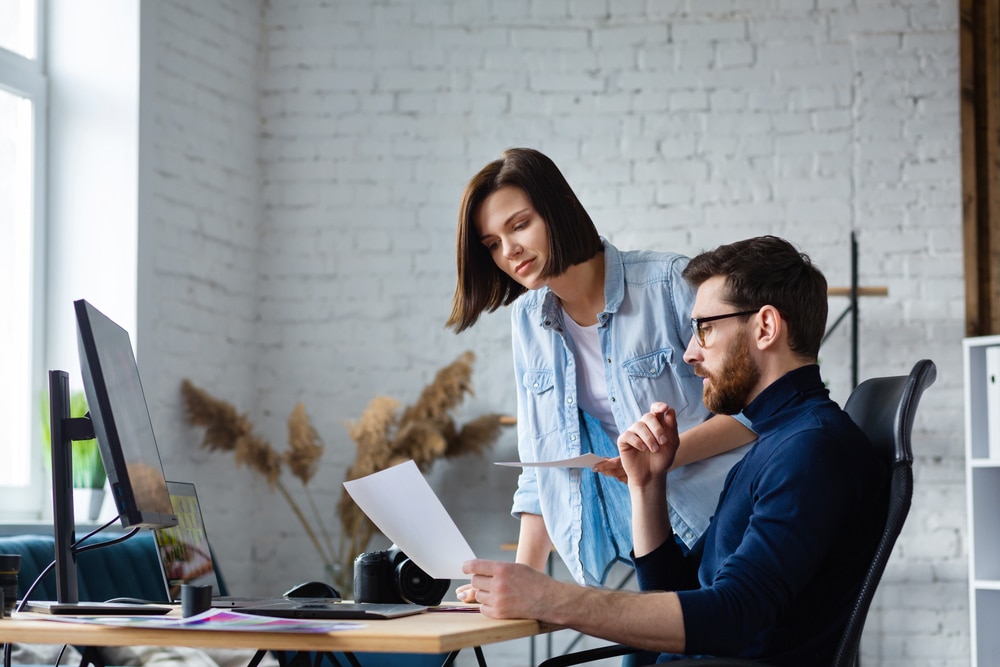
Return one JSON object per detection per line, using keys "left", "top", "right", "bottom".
{"left": 511, "top": 286, "right": 554, "bottom": 319}
{"left": 617, "top": 248, "right": 691, "bottom": 286}
{"left": 619, "top": 247, "right": 690, "bottom": 265}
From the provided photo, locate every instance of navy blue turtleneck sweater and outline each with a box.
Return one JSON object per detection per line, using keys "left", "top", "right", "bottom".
{"left": 634, "top": 364, "right": 887, "bottom": 665}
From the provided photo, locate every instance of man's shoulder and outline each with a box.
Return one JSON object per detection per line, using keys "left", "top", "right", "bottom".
{"left": 756, "top": 405, "right": 877, "bottom": 475}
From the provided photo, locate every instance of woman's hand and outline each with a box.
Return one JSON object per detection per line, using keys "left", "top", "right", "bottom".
{"left": 592, "top": 456, "right": 627, "bottom": 483}
{"left": 455, "top": 581, "right": 481, "bottom": 604}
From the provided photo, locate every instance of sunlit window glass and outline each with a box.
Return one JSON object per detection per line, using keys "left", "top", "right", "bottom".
{"left": 0, "top": 87, "right": 34, "bottom": 486}
{"left": 0, "top": 0, "right": 38, "bottom": 59}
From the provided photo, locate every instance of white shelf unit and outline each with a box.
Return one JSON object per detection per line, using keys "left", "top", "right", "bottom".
{"left": 966, "top": 335, "right": 1000, "bottom": 667}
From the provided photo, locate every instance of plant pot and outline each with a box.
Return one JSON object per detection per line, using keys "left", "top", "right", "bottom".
{"left": 74, "top": 487, "right": 106, "bottom": 524}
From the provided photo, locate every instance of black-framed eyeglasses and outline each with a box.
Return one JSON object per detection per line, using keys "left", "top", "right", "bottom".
{"left": 689, "top": 310, "right": 759, "bottom": 347}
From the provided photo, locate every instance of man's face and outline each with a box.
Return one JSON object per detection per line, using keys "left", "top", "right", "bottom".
{"left": 684, "top": 276, "right": 761, "bottom": 415}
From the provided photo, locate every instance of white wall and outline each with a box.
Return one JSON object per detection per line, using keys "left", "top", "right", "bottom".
{"left": 47, "top": 0, "right": 139, "bottom": 381}
{"left": 137, "top": 0, "right": 265, "bottom": 591}
{"left": 138, "top": 1, "right": 966, "bottom": 665}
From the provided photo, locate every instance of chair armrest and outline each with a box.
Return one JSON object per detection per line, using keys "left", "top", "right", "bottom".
{"left": 538, "top": 644, "right": 637, "bottom": 666}
{"left": 538, "top": 644, "right": 767, "bottom": 667}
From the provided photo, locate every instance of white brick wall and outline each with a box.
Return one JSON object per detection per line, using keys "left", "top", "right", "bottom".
{"left": 138, "top": 0, "right": 265, "bottom": 593}
{"left": 138, "top": 1, "right": 967, "bottom": 664}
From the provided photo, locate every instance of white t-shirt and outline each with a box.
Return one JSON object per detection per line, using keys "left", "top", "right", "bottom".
{"left": 561, "top": 310, "right": 617, "bottom": 443}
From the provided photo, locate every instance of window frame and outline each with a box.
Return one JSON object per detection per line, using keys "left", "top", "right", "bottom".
{"left": 0, "top": 0, "right": 49, "bottom": 519}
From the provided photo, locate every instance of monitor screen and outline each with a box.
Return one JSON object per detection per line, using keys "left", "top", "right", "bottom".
{"left": 75, "top": 299, "right": 177, "bottom": 529}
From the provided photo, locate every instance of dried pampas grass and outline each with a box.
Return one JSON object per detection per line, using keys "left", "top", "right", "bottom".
{"left": 181, "top": 351, "right": 510, "bottom": 592}
{"left": 181, "top": 381, "right": 335, "bottom": 576}
{"left": 336, "top": 351, "right": 509, "bottom": 580}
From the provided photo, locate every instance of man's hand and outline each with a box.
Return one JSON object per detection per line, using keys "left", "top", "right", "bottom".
{"left": 617, "top": 402, "right": 680, "bottom": 488}
{"left": 459, "top": 559, "right": 557, "bottom": 620}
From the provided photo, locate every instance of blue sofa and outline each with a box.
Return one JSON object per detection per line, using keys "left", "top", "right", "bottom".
{"left": 2, "top": 532, "right": 169, "bottom": 606}
{"left": 0, "top": 533, "right": 448, "bottom": 667}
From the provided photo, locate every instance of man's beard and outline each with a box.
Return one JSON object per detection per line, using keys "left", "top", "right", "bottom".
{"left": 700, "top": 332, "right": 760, "bottom": 415}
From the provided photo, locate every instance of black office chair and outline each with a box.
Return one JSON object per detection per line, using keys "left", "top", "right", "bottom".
{"left": 538, "top": 359, "right": 937, "bottom": 667}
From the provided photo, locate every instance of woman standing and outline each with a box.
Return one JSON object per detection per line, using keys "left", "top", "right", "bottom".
{"left": 448, "top": 148, "right": 755, "bottom": 586}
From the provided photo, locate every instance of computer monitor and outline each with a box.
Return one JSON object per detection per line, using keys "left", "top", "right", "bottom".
{"left": 27, "top": 300, "right": 177, "bottom": 613}
{"left": 73, "top": 299, "right": 176, "bottom": 529}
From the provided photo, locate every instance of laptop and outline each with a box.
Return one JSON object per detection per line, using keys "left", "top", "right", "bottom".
{"left": 155, "top": 481, "right": 426, "bottom": 620}
{"left": 154, "top": 481, "right": 321, "bottom": 608}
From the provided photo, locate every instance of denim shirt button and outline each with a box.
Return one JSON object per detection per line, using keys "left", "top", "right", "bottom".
{"left": 566, "top": 397, "right": 573, "bottom": 404}
{"left": 570, "top": 435, "right": 577, "bottom": 442}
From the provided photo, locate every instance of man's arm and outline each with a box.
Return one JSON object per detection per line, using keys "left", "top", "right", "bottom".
{"left": 461, "top": 559, "right": 687, "bottom": 655}
{"left": 616, "top": 402, "right": 678, "bottom": 556}
{"left": 460, "top": 404, "right": 692, "bottom": 655}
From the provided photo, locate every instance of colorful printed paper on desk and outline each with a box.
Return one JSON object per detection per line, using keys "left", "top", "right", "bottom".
{"left": 494, "top": 453, "right": 605, "bottom": 468}
{"left": 41, "top": 609, "right": 360, "bottom": 632}
{"left": 343, "top": 460, "right": 475, "bottom": 580}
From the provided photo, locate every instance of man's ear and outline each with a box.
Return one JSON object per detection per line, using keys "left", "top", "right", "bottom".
{"left": 754, "top": 305, "right": 782, "bottom": 350}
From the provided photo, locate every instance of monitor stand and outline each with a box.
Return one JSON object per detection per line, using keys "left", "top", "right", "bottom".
{"left": 31, "top": 371, "right": 171, "bottom": 617}
{"left": 23, "top": 600, "right": 171, "bottom": 615}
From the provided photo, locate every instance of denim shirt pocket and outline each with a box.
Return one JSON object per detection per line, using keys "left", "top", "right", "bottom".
{"left": 622, "top": 348, "right": 691, "bottom": 417}
{"left": 521, "top": 369, "right": 560, "bottom": 438}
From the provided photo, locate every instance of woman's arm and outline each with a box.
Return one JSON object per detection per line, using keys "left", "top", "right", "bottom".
{"left": 595, "top": 413, "right": 755, "bottom": 482}
{"left": 672, "top": 414, "right": 755, "bottom": 468}
{"left": 515, "top": 512, "right": 554, "bottom": 571}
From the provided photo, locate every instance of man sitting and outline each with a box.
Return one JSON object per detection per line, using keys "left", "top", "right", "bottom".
{"left": 459, "top": 235, "right": 887, "bottom": 665}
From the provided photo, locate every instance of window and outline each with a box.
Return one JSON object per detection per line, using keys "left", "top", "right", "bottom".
{"left": 0, "top": 0, "right": 47, "bottom": 518}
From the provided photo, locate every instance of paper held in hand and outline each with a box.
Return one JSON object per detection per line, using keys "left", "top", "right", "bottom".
{"left": 494, "top": 453, "right": 605, "bottom": 468}
{"left": 343, "top": 460, "right": 476, "bottom": 580}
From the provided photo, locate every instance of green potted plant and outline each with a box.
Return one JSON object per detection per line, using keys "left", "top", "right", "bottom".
{"left": 40, "top": 391, "right": 108, "bottom": 522}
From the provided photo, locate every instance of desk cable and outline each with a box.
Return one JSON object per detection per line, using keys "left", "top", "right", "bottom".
{"left": 3, "top": 516, "right": 137, "bottom": 667}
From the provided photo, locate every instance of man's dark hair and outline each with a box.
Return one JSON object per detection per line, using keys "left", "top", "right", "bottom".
{"left": 682, "top": 236, "right": 828, "bottom": 359}
{"left": 447, "top": 148, "right": 603, "bottom": 332}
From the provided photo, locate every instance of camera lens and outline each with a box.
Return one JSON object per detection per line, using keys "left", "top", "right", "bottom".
{"left": 0, "top": 554, "right": 20, "bottom": 617}
{"left": 394, "top": 558, "right": 449, "bottom": 607}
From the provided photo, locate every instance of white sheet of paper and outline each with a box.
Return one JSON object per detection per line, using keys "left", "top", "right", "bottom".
{"left": 342, "top": 460, "right": 475, "bottom": 580}
{"left": 494, "top": 453, "right": 605, "bottom": 468}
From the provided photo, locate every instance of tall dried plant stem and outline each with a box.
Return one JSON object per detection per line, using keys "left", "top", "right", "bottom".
{"left": 275, "top": 479, "right": 333, "bottom": 566}
{"left": 304, "top": 487, "right": 337, "bottom": 565}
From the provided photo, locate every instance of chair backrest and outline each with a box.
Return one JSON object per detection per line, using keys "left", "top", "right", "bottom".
{"left": 832, "top": 359, "right": 937, "bottom": 667}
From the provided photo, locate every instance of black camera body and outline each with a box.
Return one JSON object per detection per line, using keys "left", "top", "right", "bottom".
{"left": 353, "top": 546, "right": 450, "bottom": 606}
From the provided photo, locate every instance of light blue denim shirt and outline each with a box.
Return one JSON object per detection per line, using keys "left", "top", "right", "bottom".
{"left": 509, "top": 240, "right": 752, "bottom": 586}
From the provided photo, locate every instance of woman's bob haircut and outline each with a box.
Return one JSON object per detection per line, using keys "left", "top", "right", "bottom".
{"left": 447, "top": 148, "right": 602, "bottom": 332}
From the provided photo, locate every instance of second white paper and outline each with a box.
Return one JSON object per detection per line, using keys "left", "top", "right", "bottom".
{"left": 494, "top": 453, "right": 605, "bottom": 468}
{"left": 342, "top": 459, "right": 475, "bottom": 580}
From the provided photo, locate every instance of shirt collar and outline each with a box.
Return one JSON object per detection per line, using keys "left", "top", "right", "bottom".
{"left": 741, "top": 364, "right": 824, "bottom": 424}
{"left": 538, "top": 238, "right": 621, "bottom": 329}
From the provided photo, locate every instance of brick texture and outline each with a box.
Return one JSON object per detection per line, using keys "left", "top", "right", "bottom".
{"left": 138, "top": 1, "right": 966, "bottom": 664}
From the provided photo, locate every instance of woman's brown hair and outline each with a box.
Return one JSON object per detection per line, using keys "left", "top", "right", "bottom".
{"left": 446, "top": 148, "right": 602, "bottom": 332}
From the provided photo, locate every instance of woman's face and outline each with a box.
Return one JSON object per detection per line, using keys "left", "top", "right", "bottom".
{"left": 474, "top": 185, "right": 551, "bottom": 290}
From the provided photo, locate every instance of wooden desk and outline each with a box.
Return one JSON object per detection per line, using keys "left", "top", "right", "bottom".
{"left": 1, "top": 610, "right": 554, "bottom": 657}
